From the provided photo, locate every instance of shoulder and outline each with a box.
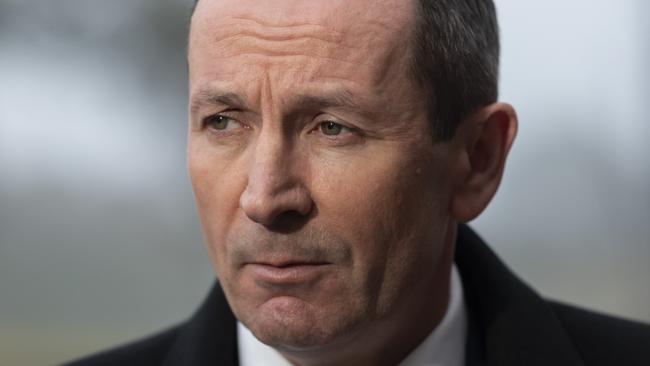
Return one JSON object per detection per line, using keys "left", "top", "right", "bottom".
{"left": 63, "top": 324, "right": 183, "bottom": 366}
{"left": 550, "top": 301, "right": 650, "bottom": 366}
{"left": 62, "top": 282, "right": 239, "bottom": 366}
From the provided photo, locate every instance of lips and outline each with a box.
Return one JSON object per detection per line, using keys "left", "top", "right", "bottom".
{"left": 246, "top": 260, "right": 331, "bottom": 285}
{"left": 251, "top": 259, "right": 329, "bottom": 268}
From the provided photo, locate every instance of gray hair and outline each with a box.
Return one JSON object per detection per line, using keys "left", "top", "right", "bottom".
{"left": 190, "top": 0, "right": 500, "bottom": 140}
{"left": 412, "top": 0, "right": 499, "bottom": 140}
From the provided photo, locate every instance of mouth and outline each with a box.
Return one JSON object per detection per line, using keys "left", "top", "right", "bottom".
{"left": 245, "top": 260, "right": 332, "bottom": 285}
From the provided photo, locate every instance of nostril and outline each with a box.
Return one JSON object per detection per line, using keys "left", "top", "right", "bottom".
{"left": 266, "top": 210, "right": 313, "bottom": 233}
{"left": 240, "top": 185, "right": 314, "bottom": 231}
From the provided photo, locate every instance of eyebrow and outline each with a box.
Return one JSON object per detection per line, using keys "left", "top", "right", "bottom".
{"left": 190, "top": 87, "right": 364, "bottom": 115}
{"left": 190, "top": 89, "right": 247, "bottom": 113}
{"left": 291, "top": 90, "right": 361, "bottom": 112}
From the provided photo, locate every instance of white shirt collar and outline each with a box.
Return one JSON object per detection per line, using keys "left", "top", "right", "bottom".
{"left": 238, "top": 264, "right": 467, "bottom": 366}
{"left": 238, "top": 322, "right": 290, "bottom": 366}
{"left": 398, "top": 264, "right": 467, "bottom": 366}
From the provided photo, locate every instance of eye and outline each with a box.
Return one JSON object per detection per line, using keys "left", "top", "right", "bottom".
{"left": 204, "top": 114, "right": 242, "bottom": 131}
{"left": 319, "top": 121, "right": 349, "bottom": 136}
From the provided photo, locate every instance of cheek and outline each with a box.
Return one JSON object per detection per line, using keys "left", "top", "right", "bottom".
{"left": 188, "top": 140, "right": 247, "bottom": 266}
{"left": 310, "top": 144, "right": 449, "bottom": 298}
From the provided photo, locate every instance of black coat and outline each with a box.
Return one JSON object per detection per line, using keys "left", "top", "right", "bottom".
{"left": 64, "top": 225, "right": 650, "bottom": 365}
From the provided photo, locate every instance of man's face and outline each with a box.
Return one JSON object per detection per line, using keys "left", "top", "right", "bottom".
{"left": 188, "top": 0, "right": 460, "bottom": 351}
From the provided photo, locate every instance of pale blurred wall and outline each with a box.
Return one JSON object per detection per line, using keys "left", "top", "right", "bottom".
{"left": 0, "top": 0, "right": 648, "bottom": 365}
{"left": 474, "top": 0, "right": 650, "bottom": 325}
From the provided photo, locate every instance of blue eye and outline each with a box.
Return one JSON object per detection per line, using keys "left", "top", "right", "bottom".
{"left": 320, "top": 121, "right": 345, "bottom": 136}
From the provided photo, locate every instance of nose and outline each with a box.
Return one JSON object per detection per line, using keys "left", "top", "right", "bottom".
{"left": 240, "top": 133, "right": 313, "bottom": 227}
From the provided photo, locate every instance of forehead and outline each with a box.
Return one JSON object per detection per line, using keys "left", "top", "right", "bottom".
{"left": 189, "top": 0, "right": 415, "bottom": 77}
{"left": 191, "top": 0, "right": 414, "bottom": 43}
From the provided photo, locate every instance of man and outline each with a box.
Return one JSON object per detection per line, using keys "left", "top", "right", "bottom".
{"left": 67, "top": 0, "right": 650, "bottom": 365}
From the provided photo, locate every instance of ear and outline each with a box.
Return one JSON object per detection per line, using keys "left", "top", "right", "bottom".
{"left": 450, "top": 102, "right": 518, "bottom": 222}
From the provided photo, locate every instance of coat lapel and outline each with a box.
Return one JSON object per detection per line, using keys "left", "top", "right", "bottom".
{"left": 163, "top": 282, "right": 239, "bottom": 366}
{"left": 456, "top": 224, "right": 584, "bottom": 366}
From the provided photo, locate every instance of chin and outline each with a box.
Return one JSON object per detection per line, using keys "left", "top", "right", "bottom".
{"left": 242, "top": 295, "right": 362, "bottom": 351}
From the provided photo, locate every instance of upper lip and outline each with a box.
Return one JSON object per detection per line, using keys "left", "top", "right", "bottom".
{"left": 248, "top": 259, "right": 329, "bottom": 268}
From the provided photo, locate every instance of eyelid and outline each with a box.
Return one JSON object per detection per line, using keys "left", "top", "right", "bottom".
{"left": 202, "top": 111, "right": 238, "bottom": 125}
{"left": 202, "top": 113, "right": 248, "bottom": 134}
{"left": 314, "top": 115, "right": 357, "bottom": 132}
{"left": 317, "top": 121, "right": 356, "bottom": 138}
{"left": 310, "top": 118, "right": 366, "bottom": 147}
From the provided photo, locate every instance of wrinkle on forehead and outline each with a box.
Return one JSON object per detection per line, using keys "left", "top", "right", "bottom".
{"left": 197, "top": 24, "right": 388, "bottom": 68}
{"left": 209, "top": 24, "right": 359, "bottom": 66}
{"left": 216, "top": 16, "right": 345, "bottom": 45}
{"left": 193, "top": 0, "right": 412, "bottom": 32}
{"left": 189, "top": 0, "right": 421, "bottom": 121}
{"left": 191, "top": 0, "right": 414, "bottom": 56}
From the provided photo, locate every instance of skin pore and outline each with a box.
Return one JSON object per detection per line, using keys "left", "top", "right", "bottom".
{"left": 187, "top": 0, "right": 517, "bottom": 365}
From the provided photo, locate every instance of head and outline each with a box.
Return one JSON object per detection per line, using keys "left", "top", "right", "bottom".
{"left": 187, "top": 0, "right": 516, "bottom": 363}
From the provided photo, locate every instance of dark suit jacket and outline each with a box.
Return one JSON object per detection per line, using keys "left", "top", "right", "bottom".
{"left": 65, "top": 225, "right": 650, "bottom": 365}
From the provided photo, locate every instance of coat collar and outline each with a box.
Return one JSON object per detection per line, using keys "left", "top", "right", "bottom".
{"left": 162, "top": 280, "right": 238, "bottom": 366}
{"left": 455, "top": 224, "right": 584, "bottom": 366}
{"left": 163, "top": 224, "right": 584, "bottom": 366}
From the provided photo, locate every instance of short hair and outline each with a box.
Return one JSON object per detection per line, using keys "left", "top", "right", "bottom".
{"left": 190, "top": 0, "right": 499, "bottom": 140}
{"left": 412, "top": 0, "right": 499, "bottom": 140}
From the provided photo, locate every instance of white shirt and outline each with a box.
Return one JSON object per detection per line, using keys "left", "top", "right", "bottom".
{"left": 238, "top": 265, "right": 467, "bottom": 366}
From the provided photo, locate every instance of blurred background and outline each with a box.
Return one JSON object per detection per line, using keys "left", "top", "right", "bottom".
{"left": 0, "top": 0, "right": 648, "bottom": 364}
